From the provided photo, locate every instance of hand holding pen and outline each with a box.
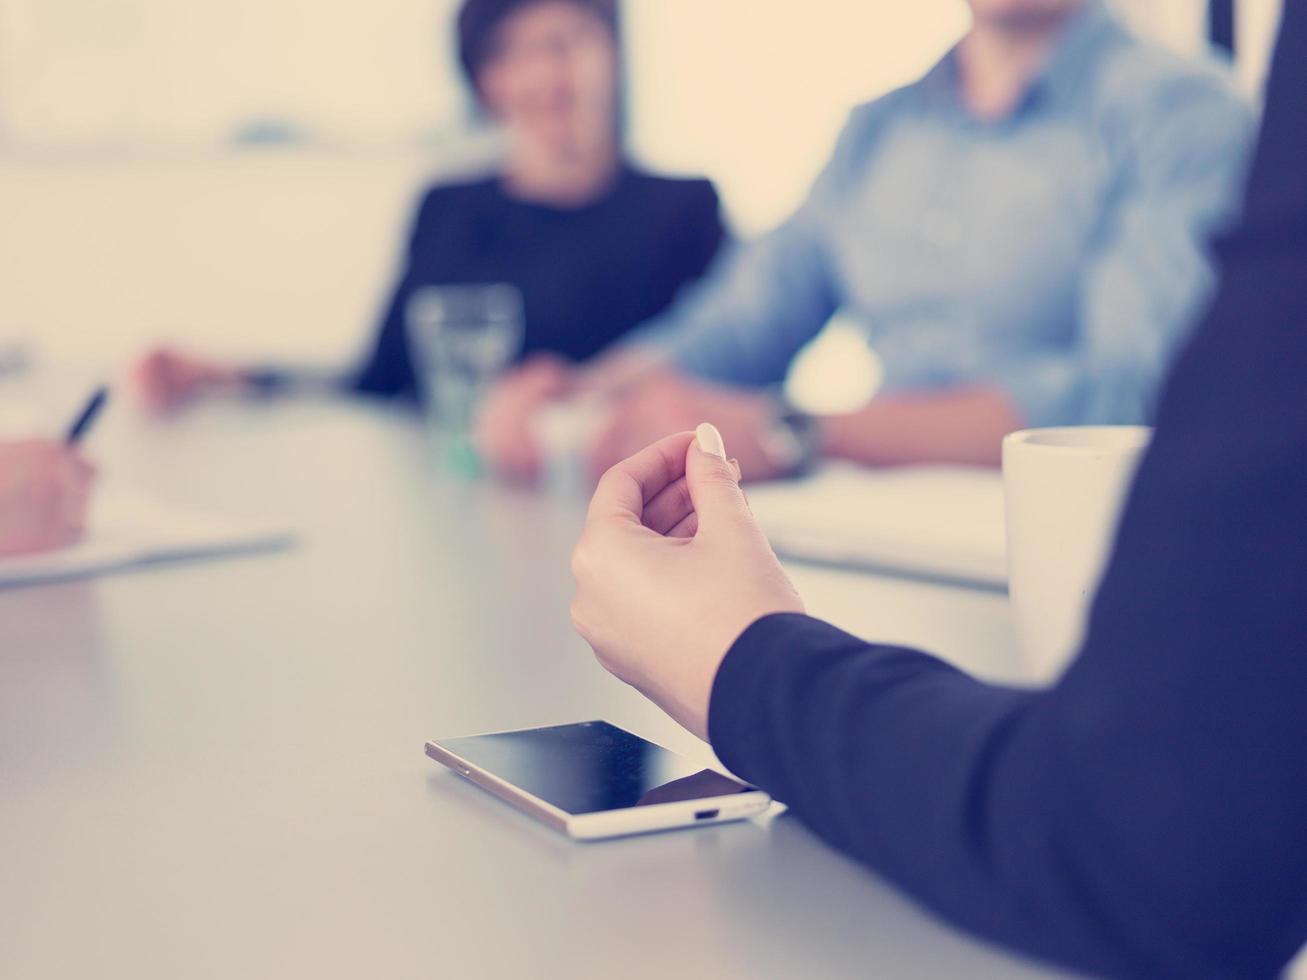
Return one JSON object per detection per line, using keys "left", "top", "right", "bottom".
{"left": 0, "top": 387, "right": 107, "bottom": 558}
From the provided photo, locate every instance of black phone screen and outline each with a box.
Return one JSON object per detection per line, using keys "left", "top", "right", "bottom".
{"left": 437, "top": 721, "right": 755, "bottom": 815}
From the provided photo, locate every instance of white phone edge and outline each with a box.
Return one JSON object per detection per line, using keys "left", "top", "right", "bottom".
{"left": 424, "top": 738, "right": 771, "bottom": 841}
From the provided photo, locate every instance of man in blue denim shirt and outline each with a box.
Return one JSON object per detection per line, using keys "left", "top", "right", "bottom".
{"left": 558, "top": 0, "right": 1255, "bottom": 480}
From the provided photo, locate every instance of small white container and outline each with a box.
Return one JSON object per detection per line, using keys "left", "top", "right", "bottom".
{"left": 532, "top": 396, "right": 612, "bottom": 499}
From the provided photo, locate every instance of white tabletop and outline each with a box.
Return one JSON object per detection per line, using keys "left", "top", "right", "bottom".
{"left": 0, "top": 399, "right": 1078, "bottom": 979}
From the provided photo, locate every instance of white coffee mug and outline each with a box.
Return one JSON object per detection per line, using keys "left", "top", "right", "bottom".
{"left": 1002, "top": 426, "right": 1151, "bottom": 684}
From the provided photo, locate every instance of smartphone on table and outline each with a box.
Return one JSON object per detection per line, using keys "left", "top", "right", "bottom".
{"left": 425, "top": 720, "right": 770, "bottom": 840}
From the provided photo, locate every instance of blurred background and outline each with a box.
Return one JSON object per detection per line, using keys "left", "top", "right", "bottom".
{"left": 0, "top": 0, "right": 1284, "bottom": 392}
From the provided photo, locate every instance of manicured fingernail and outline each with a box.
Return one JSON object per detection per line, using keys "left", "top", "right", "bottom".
{"left": 696, "top": 422, "right": 727, "bottom": 460}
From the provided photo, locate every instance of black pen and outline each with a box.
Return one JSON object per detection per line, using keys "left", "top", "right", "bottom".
{"left": 65, "top": 386, "right": 109, "bottom": 445}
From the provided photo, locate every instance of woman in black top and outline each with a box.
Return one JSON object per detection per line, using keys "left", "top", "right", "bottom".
{"left": 354, "top": 163, "right": 724, "bottom": 400}
{"left": 134, "top": 0, "right": 725, "bottom": 470}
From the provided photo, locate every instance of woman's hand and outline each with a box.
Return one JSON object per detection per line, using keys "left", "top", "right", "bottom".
{"left": 0, "top": 440, "right": 97, "bottom": 557}
{"left": 133, "top": 347, "right": 244, "bottom": 415}
{"left": 570, "top": 424, "right": 804, "bottom": 740}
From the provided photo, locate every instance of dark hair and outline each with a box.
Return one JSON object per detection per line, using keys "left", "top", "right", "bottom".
{"left": 456, "top": 0, "right": 620, "bottom": 91}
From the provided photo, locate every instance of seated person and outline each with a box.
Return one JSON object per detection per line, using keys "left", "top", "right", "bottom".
{"left": 135, "top": 0, "right": 725, "bottom": 475}
{"left": 568, "top": 8, "right": 1307, "bottom": 976}
{"left": 0, "top": 440, "right": 96, "bottom": 556}
{"left": 489, "top": 0, "right": 1254, "bottom": 480}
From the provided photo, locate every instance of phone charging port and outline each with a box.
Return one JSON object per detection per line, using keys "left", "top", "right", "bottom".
{"left": 694, "top": 809, "right": 720, "bottom": 821}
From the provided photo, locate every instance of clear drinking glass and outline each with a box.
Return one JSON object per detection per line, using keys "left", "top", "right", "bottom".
{"left": 406, "top": 284, "right": 524, "bottom": 477}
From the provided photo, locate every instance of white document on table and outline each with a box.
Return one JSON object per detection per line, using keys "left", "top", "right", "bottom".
{"left": 0, "top": 488, "right": 295, "bottom": 588}
{"left": 747, "top": 464, "right": 1008, "bottom": 588}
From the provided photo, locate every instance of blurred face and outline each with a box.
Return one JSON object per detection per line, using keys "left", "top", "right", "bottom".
{"left": 966, "top": 0, "right": 1084, "bottom": 31}
{"left": 475, "top": 1, "right": 619, "bottom": 154}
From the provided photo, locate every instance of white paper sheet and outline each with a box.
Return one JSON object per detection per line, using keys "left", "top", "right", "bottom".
{"left": 747, "top": 464, "right": 1008, "bottom": 588}
{"left": 0, "top": 488, "right": 296, "bottom": 588}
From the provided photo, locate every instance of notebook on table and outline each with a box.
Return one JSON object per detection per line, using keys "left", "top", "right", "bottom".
{"left": 0, "top": 488, "right": 296, "bottom": 589}
{"left": 747, "top": 464, "right": 1008, "bottom": 589}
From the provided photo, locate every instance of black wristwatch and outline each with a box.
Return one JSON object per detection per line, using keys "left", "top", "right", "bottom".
{"left": 758, "top": 392, "right": 821, "bottom": 476}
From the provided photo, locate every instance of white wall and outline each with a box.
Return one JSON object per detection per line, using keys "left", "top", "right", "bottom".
{"left": 0, "top": 150, "right": 440, "bottom": 370}
{"left": 0, "top": 0, "right": 465, "bottom": 146}
{"left": 1235, "top": 0, "right": 1284, "bottom": 94}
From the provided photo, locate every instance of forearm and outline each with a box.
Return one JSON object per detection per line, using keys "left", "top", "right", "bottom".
{"left": 708, "top": 614, "right": 1288, "bottom": 980}
{"left": 709, "top": 615, "right": 1122, "bottom": 974}
{"left": 818, "top": 386, "right": 1023, "bottom": 468}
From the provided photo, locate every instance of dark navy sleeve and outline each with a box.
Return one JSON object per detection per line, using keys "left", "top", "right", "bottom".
{"left": 350, "top": 189, "right": 446, "bottom": 400}
{"left": 708, "top": 12, "right": 1307, "bottom": 978}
